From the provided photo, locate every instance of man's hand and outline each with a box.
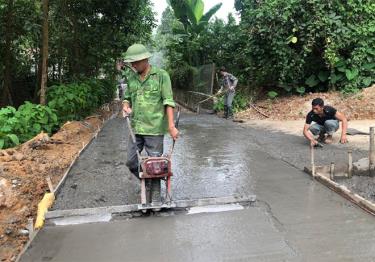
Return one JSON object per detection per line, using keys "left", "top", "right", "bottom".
{"left": 310, "top": 139, "right": 318, "bottom": 147}
{"left": 169, "top": 126, "right": 179, "bottom": 140}
{"left": 122, "top": 102, "right": 132, "bottom": 117}
{"left": 229, "top": 86, "right": 235, "bottom": 92}
{"left": 340, "top": 134, "right": 348, "bottom": 144}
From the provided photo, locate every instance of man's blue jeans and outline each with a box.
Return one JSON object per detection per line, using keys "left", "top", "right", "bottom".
{"left": 309, "top": 120, "right": 339, "bottom": 136}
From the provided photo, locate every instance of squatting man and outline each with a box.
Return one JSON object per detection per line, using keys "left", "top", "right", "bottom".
{"left": 303, "top": 98, "right": 348, "bottom": 147}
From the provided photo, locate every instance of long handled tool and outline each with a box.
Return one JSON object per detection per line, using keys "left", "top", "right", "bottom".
{"left": 194, "top": 90, "right": 228, "bottom": 114}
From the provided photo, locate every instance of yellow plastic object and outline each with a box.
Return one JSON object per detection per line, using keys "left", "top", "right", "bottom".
{"left": 34, "top": 193, "right": 55, "bottom": 229}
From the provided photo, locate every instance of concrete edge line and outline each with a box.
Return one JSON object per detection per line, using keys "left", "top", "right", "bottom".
{"left": 45, "top": 195, "right": 257, "bottom": 221}
{"left": 53, "top": 111, "right": 118, "bottom": 195}
{"left": 15, "top": 109, "right": 119, "bottom": 262}
{"left": 304, "top": 167, "right": 375, "bottom": 216}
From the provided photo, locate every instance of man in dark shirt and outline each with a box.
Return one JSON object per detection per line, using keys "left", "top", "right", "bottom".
{"left": 218, "top": 67, "right": 238, "bottom": 119}
{"left": 303, "top": 98, "right": 348, "bottom": 146}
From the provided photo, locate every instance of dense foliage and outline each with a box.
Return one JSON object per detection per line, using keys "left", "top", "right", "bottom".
{"left": 0, "top": 0, "right": 155, "bottom": 106}
{"left": 0, "top": 102, "right": 58, "bottom": 149}
{"left": 47, "top": 79, "right": 116, "bottom": 123}
{"left": 235, "top": 0, "right": 375, "bottom": 94}
{"left": 0, "top": 79, "right": 115, "bottom": 149}
{"left": 159, "top": 0, "right": 375, "bottom": 98}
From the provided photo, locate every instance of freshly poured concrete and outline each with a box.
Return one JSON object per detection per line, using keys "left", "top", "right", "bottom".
{"left": 21, "top": 114, "right": 375, "bottom": 261}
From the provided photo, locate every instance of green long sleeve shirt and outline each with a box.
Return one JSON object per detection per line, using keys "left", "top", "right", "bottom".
{"left": 123, "top": 66, "right": 175, "bottom": 135}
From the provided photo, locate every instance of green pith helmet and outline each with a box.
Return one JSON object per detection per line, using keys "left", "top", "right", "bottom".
{"left": 123, "top": 44, "right": 152, "bottom": 63}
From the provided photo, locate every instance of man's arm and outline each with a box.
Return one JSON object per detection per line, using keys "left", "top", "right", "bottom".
{"left": 217, "top": 85, "right": 224, "bottom": 95}
{"left": 231, "top": 75, "right": 238, "bottom": 88}
{"left": 161, "top": 71, "right": 179, "bottom": 140}
{"left": 166, "top": 106, "right": 179, "bottom": 140}
{"left": 229, "top": 74, "right": 238, "bottom": 91}
{"left": 303, "top": 123, "right": 318, "bottom": 146}
{"left": 335, "top": 111, "right": 348, "bottom": 143}
{"left": 122, "top": 81, "right": 132, "bottom": 116}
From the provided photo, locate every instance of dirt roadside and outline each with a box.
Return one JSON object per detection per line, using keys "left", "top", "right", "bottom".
{"left": 237, "top": 85, "right": 375, "bottom": 121}
{"left": 0, "top": 102, "right": 121, "bottom": 262}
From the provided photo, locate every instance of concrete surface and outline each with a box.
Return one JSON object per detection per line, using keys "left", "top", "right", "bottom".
{"left": 21, "top": 113, "right": 375, "bottom": 261}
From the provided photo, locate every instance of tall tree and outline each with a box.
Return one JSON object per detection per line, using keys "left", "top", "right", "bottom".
{"left": 0, "top": 0, "right": 155, "bottom": 107}
{"left": 40, "top": 0, "right": 48, "bottom": 105}
{"left": 2, "top": 0, "right": 14, "bottom": 106}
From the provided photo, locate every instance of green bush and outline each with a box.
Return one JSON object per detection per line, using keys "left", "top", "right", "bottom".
{"left": 0, "top": 78, "right": 115, "bottom": 149}
{"left": 47, "top": 79, "right": 116, "bottom": 123}
{"left": 170, "top": 63, "right": 196, "bottom": 90}
{"left": 0, "top": 102, "right": 59, "bottom": 149}
{"left": 236, "top": 0, "right": 375, "bottom": 93}
{"left": 214, "top": 91, "right": 249, "bottom": 113}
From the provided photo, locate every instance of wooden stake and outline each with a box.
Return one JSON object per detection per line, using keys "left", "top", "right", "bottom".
{"left": 311, "top": 146, "right": 316, "bottom": 177}
{"left": 330, "top": 162, "right": 335, "bottom": 180}
{"left": 27, "top": 218, "right": 34, "bottom": 240}
{"left": 46, "top": 176, "right": 54, "bottom": 193}
{"left": 348, "top": 150, "right": 353, "bottom": 178}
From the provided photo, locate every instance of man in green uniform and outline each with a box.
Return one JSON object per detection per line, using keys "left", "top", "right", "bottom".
{"left": 122, "top": 44, "right": 179, "bottom": 205}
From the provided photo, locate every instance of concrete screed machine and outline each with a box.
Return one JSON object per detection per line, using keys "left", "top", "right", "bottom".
{"left": 124, "top": 108, "right": 180, "bottom": 212}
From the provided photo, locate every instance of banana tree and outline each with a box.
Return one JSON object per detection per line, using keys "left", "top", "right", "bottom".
{"left": 168, "top": 0, "right": 222, "bottom": 36}
{"left": 167, "top": 0, "right": 222, "bottom": 65}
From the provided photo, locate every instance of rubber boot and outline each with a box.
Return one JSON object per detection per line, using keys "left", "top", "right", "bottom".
{"left": 223, "top": 106, "right": 228, "bottom": 119}
{"left": 228, "top": 106, "right": 233, "bottom": 119}
{"left": 151, "top": 179, "right": 162, "bottom": 211}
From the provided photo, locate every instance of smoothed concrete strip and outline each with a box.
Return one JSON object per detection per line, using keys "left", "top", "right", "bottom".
{"left": 45, "top": 195, "right": 256, "bottom": 225}
{"left": 188, "top": 203, "right": 244, "bottom": 214}
{"left": 52, "top": 213, "right": 112, "bottom": 226}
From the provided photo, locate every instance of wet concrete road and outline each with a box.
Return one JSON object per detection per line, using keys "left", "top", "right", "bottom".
{"left": 22, "top": 114, "right": 375, "bottom": 261}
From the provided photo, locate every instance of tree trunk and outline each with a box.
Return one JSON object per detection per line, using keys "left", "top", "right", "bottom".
{"left": 58, "top": 58, "right": 62, "bottom": 83}
{"left": 2, "top": 0, "right": 14, "bottom": 106}
{"left": 72, "top": 13, "right": 80, "bottom": 78}
{"left": 40, "top": 0, "right": 49, "bottom": 105}
{"left": 57, "top": 31, "right": 63, "bottom": 83}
